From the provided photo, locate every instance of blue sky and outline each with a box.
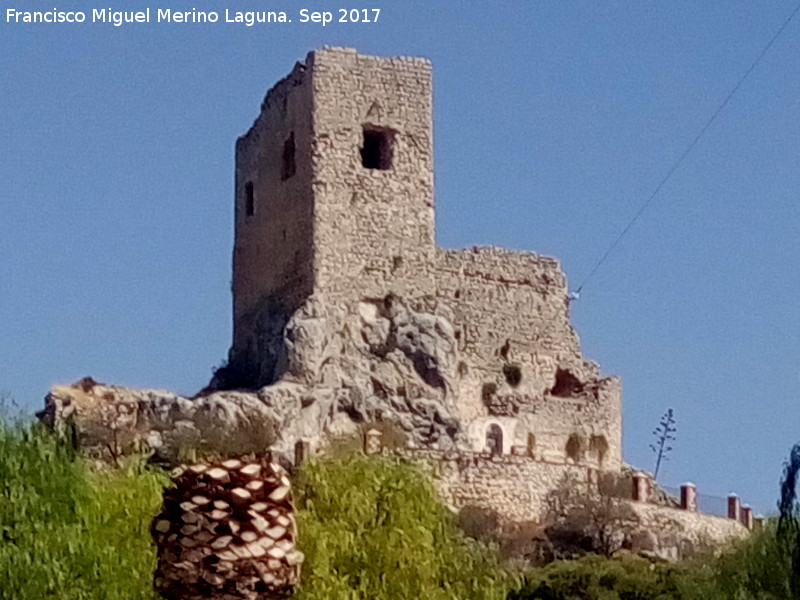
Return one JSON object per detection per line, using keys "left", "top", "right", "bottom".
{"left": 2, "top": 1, "right": 799, "bottom": 514}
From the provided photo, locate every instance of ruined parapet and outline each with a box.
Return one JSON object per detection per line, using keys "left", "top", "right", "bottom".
{"left": 152, "top": 458, "right": 301, "bottom": 599}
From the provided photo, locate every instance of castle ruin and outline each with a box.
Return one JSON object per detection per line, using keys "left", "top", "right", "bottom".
{"left": 223, "top": 46, "right": 621, "bottom": 468}
{"left": 40, "top": 47, "right": 750, "bottom": 559}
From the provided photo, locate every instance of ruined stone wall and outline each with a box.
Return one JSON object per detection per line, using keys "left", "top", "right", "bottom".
{"left": 232, "top": 60, "right": 316, "bottom": 383}
{"left": 434, "top": 247, "right": 622, "bottom": 469}
{"left": 407, "top": 449, "right": 593, "bottom": 523}
{"left": 399, "top": 448, "right": 747, "bottom": 560}
{"left": 628, "top": 503, "right": 748, "bottom": 560}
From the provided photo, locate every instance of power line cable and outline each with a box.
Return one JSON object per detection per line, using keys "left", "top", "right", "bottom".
{"left": 575, "top": 2, "right": 800, "bottom": 295}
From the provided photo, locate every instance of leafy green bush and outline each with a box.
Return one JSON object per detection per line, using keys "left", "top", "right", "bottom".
{"left": 293, "top": 452, "right": 512, "bottom": 600}
{"left": 0, "top": 420, "right": 167, "bottom": 600}
{"left": 508, "top": 525, "right": 800, "bottom": 600}
{"left": 708, "top": 522, "right": 795, "bottom": 600}
{"left": 508, "top": 553, "right": 714, "bottom": 600}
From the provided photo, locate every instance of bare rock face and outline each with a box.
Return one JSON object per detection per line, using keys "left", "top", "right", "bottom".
{"left": 40, "top": 293, "right": 464, "bottom": 463}
{"left": 39, "top": 378, "right": 295, "bottom": 463}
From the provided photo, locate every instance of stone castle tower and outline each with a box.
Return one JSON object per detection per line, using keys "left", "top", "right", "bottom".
{"left": 232, "top": 47, "right": 434, "bottom": 368}
{"left": 225, "top": 47, "right": 621, "bottom": 469}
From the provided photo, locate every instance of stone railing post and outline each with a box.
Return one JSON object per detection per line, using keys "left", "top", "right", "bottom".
{"left": 632, "top": 471, "right": 649, "bottom": 502}
{"left": 741, "top": 505, "right": 754, "bottom": 529}
{"left": 294, "top": 440, "right": 310, "bottom": 466}
{"left": 364, "top": 428, "right": 382, "bottom": 455}
{"left": 680, "top": 482, "right": 697, "bottom": 512}
{"left": 753, "top": 515, "right": 765, "bottom": 530}
{"left": 727, "top": 494, "right": 741, "bottom": 521}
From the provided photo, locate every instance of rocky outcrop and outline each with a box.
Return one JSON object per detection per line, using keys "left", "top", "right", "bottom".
{"left": 40, "top": 293, "right": 464, "bottom": 463}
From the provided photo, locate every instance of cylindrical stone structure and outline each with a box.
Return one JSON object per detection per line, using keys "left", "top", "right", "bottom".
{"left": 680, "top": 482, "right": 697, "bottom": 512}
{"left": 727, "top": 493, "right": 741, "bottom": 521}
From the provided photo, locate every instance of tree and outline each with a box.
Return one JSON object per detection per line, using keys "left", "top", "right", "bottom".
{"left": 778, "top": 442, "right": 800, "bottom": 597}
{"left": 544, "top": 472, "right": 632, "bottom": 558}
{"left": 649, "top": 408, "right": 676, "bottom": 481}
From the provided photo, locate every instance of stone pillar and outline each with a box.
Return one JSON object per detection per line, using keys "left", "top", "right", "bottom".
{"left": 741, "top": 505, "right": 754, "bottom": 529}
{"left": 680, "top": 482, "right": 697, "bottom": 512}
{"left": 587, "top": 468, "right": 599, "bottom": 493}
{"left": 632, "top": 472, "right": 649, "bottom": 502}
{"left": 364, "top": 428, "right": 382, "bottom": 455}
{"left": 727, "top": 494, "right": 741, "bottom": 521}
{"left": 294, "top": 440, "right": 310, "bottom": 465}
{"left": 754, "top": 515, "right": 765, "bottom": 530}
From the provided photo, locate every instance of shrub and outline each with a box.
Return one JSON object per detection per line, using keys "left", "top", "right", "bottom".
{"left": 0, "top": 420, "right": 167, "bottom": 600}
{"left": 509, "top": 553, "right": 712, "bottom": 600}
{"left": 293, "top": 451, "right": 511, "bottom": 600}
{"left": 709, "top": 522, "right": 794, "bottom": 600}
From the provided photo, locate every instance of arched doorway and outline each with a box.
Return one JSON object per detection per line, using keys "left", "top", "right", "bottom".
{"left": 486, "top": 424, "right": 503, "bottom": 455}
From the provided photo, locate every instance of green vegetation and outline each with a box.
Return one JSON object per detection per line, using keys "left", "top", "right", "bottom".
{"left": 509, "top": 553, "right": 710, "bottom": 600}
{"left": 293, "top": 452, "right": 511, "bottom": 600}
{"left": 0, "top": 419, "right": 166, "bottom": 600}
{"left": 2, "top": 408, "right": 800, "bottom": 600}
{"left": 510, "top": 525, "right": 800, "bottom": 600}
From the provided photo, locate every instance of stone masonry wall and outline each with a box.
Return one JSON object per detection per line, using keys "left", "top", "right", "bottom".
{"left": 434, "top": 247, "right": 621, "bottom": 468}
{"left": 400, "top": 448, "right": 598, "bottom": 523}
{"left": 399, "top": 448, "right": 746, "bottom": 560}
{"left": 231, "top": 59, "right": 316, "bottom": 385}
{"left": 310, "top": 47, "right": 436, "bottom": 303}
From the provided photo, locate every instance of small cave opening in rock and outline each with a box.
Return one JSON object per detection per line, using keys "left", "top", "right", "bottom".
{"left": 499, "top": 340, "right": 510, "bottom": 360}
{"left": 371, "top": 377, "right": 390, "bottom": 400}
{"left": 550, "top": 369, "right": 584, "bottom": 398}
{"left": 481, "top": 382, "right": 497, "bottom": 404}
{"left": 503, "top": 364, "right": 522, "bottom": 388}
{"left": 457, "top": 361, "right": 468, "bottom": 377}
{"left": 391, "top": 255, "right": 403, "bottom": 273}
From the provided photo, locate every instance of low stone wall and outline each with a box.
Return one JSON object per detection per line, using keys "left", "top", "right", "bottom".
{"left": 396, "top": 448, "right": 590, "bottom": 522}
{"left": 393, "top": 447, "right": 747, "bottom": 559}
{"left": 627, "top": 502, "right": 747, "bottom": 560}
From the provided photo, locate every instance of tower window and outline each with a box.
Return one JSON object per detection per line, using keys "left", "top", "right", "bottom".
{"left": 361, "top": 127, "right": 393, "bottom": 170}
{"left": 281, "top": 132, "right": 296, "bottom": 181}
{"left": 244, "top": 181, "right": 254, "bottom": 216}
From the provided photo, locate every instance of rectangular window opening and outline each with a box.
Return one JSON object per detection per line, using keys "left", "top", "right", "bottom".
{"left": 361, "top": 128, "right": 393, "bottom": 170}
{"left": 281, "top": 132, "right": 296, "bottom": 181}
{"left": 245, "top": 181, "right": 254, "bottom": 217}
